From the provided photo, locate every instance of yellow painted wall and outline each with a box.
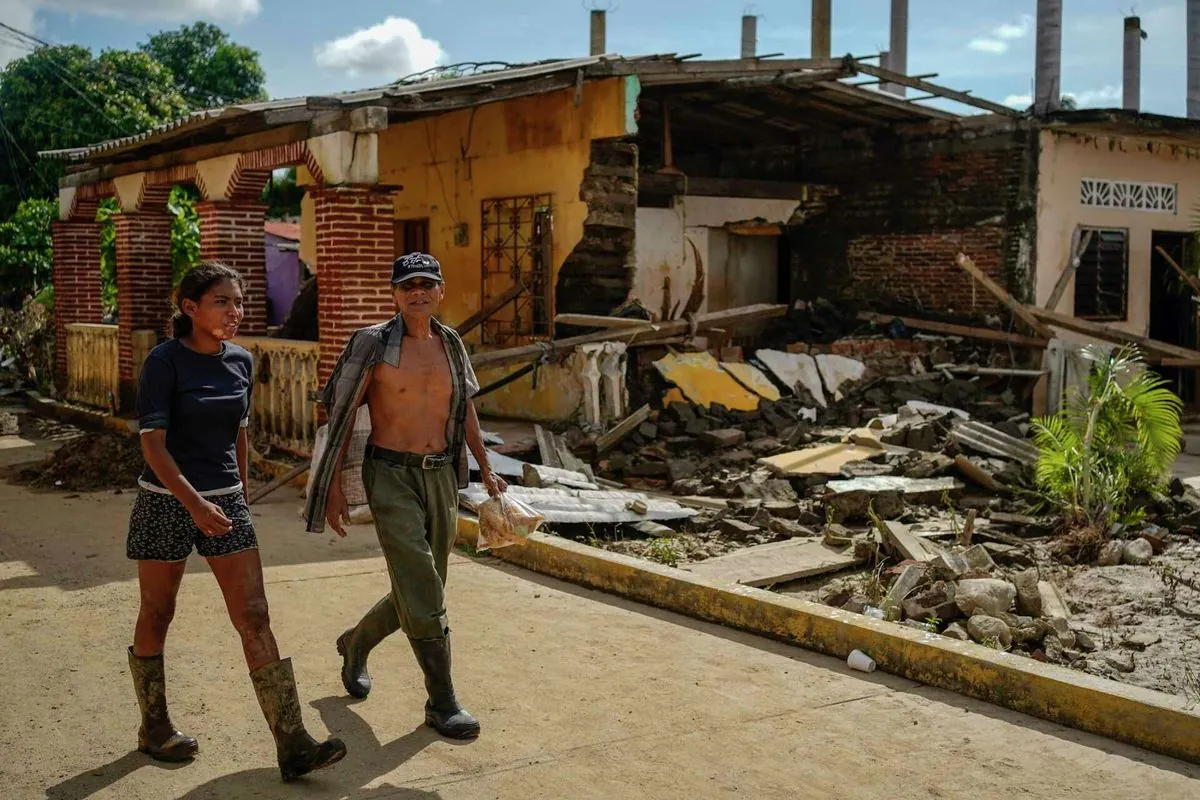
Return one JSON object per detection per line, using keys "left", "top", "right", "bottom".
{"left": 1036, "top": 130, "right": 1200, "bottom": 343}
{"left": 376, "top": 77, "right": 629, "bottom": 420}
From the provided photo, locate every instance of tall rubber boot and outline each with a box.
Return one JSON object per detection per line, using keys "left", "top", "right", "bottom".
{"left": 127, "top": 647, "right": 199, "bottom": 762}
{"left": 336, "top": 595, "right": 401, "bottom": 699}
{"left": 249, "top": 658, "right": 347, "bottom": 781}
{"left": 408, "top": 636, "right": 480, "bottom": 740}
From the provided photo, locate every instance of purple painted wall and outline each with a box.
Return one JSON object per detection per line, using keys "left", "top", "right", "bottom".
{"left": 265, "top": 232, "right": 301, "bottom": 326}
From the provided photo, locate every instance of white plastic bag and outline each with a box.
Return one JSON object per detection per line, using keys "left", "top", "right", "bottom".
{"left": 304, "top": 406, "right": 371, "bottom": 505}
{"left": 476, "top": 493, "right": 545, "bottom": 551}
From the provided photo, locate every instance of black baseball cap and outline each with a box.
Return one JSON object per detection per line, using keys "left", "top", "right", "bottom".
{"left": 391, "top": 252, "right": 443, "bottom": 284}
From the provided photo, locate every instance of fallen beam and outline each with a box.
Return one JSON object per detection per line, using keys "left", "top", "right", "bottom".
{"left": 456, "top": 283, "right": 526, "bottom": 337}
{"left": 1028, "top": 306, "right": 1200, "bottom": 362}
{"left": 553, "top": 313, "right": 658, "bottom": 330}
{"left": 1154, "top": 245, "right": 1200, "bottom": 297}
{"left": 1044, "top": 228, "right": 1093, "bottom": 311}
{"left": 955, "top": 253, "right": 1055, "bottom": 339}
{"left": 595, "top": 404, "right": 651, "bottom": 454}
{"left": 472, "top": 303, "right": 787, "bottom": 372}
{"left": 855, "top": 311, "right": 1049, "bottom": 349}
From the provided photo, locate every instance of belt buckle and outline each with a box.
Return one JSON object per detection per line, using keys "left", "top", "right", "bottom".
{"left": 421, "top": 454, "right": 445, "bottom": 470}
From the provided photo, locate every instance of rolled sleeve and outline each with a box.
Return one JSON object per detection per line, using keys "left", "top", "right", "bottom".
{"left": 136, "top": 355, "right": 174, "bottom": 433}
{"left": 463, "top": 357, "right": 480, "bottom": 398}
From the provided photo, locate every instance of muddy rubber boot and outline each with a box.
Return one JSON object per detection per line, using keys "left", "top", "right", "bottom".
{"left": 337, "top": 595, "right": 401, "bottom": 699}
{"left": 249, "top": 658, "right": 347, "bottom": 781}
{"left": 127, "top": 647, "right": 199, "bottom": 763}
{"left": 408, "top": 636, "right": 480, "bottom": 740}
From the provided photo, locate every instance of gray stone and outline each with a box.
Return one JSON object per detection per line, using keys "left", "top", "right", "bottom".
{"left": 901, "top": 452, "right": 953, "bottom": 479}
{"left": 684, "top": 418, "right": 712, "bottom": 436}
{"left": 931, "top": 551, "right": 969, "bottom": 581}
{"left": 843, "top": 594, "right": 871, "bottom": 614}
{"left": 735, "top": 479, "right": 797, "bottom": 502}
{"left": 763, "top": 501, "right": 801, "bottom": 519}
{"left": 720, "top": 449, "right": 757, "bottom": 465}
{"left": 903, "top": 581, "right": 962, "bottom": 623}
{"left": 768, "top": 518, "right": 814, "bottom": 538}
{"left": 904, "top": 619, "right": 938, "bottom": 634}
{"left": 839, "top": 461, "right": 896, "bottom": 479}
{"left": 967, "top": 615, "right": 1013, "bottom": 649}
{"left": 962, "top": 544, "right": 997, "bottom": 573}
{"left": 717, "top": 519, "right": 760, "bottom": 540}
{"left": 0, "top": 412, "right": 17, "bottom": 436}
{"left": 701, "top": 428, "right": 746, "bottom": 449}
{"left": 1046, "top": 616, "right": 1076, "bottom": 649}
{"left": 749, "top": 437, "right": 783, "bottom": 456}
{"left": 1074, "top": 629, "right": 1098, "bottom": 653}
{"left": 1122, "top": 538, "right": 1154, "bottom": 566}
{"left": 882, "top": 564, "right": 926, "bottom": 616}
{"left": 637, "top": 422, "right": 659, "bottom": 440}
{"left": 1012, "top": 569, "right": 1042, "bottom": 617}
{"left": 1102, "top": 650, "right": 1136, "bottom": 673}
{"left": 668, "top": 402, "right": 697, "bottom": 423}
{"left": 1097, "top": 540, "right": 1124, "bottom": 567}
{"left": 954, "top": 579, "right": 1017, "bottom": 617}
{"left": 942, "top": 622, "right": 971, "bottom": 641}
{"left": 666, "top": 459, "right": 698, "bottom": 482}
{"left": 749, "top": 507, "right": 773, "bottom": 528}
{"left": 1121, "top": 631, "right": 1161, "bottom": 651}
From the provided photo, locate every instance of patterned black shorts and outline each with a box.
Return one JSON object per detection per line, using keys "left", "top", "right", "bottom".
{"left": 126, "top": 488, "right": 258, "bottom": 562}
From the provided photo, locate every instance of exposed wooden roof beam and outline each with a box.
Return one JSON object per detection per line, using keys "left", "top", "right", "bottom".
{"left": 852, "top": 62, "right": 1020, "bottom": 117}
{"left": 815, "top": 80, "right": 959, "bottom": 120}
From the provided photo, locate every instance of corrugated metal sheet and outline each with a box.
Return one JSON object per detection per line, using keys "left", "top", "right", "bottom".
{"left": 458, "top": 484, "right": 696, "bottom": 524}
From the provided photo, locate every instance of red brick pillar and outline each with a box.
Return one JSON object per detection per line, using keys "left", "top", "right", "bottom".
{"left": 311, "top": 185, "right": 396, "bottom": 386}
{"left": 50, "top": 220, "right": 103, "bottom": 391}
{"left": 114, "top": 212, "right": 173, "bottom": 410}
{"left": 196, "top": 201, "right": 268, "bottom": 335}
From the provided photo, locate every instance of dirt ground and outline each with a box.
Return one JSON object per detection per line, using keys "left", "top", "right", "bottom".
{"left": 2, "top": 434, "right": 1200, "bottom": 798}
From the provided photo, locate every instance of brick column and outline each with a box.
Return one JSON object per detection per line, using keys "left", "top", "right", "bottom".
{"left": 196, "top": 201, "right": 268, "bottom": 335}
{"left": 311, "top": 185, "right": 395, "bottom": 385}
{"left": 114, "top": 213, "right": 173, "bottom": 410}
{"left": 50, "top": 220, "right": 103, "bottom": 391}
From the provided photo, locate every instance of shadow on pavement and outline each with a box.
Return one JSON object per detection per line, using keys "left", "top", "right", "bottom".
{"left": 477, "top": 554, "right": 1200, "bottom": 782}
{"left": 43, "top": 697, "right": 455, "bottom": 800}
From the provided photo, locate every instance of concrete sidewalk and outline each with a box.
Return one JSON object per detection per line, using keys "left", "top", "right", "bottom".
{"left": 1, "top": 478, "right": 1198, "bottom": 800}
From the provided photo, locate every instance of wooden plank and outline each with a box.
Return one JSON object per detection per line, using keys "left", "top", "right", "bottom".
{"left": 851, "top": 62, "right": 1021, "bottom": 117}
{"left": 1028, "top": 306, "right": 1200, "bottom": 361}
{"left": 595, "top": 404, "right": 651, "bottom": 454}
{"left": 882, "top": 521, "right": 943, "bottom": 563}
{"left": 855, "top": 311, "right": 1049, "bottom": 349}
{"left": 1154, "top": 245, "right": 1200, "bottom": 296}
{"left": 471, "top": 303, "right": 787, "bottom": 371}
{"left": 456, "top": 283, "right": 526, "bottom": 338}
{"left": 533, "top": 425, "right": 562, "bottom": 469}
{"left": 955, "top": 253, "right": 1056, "bottom": 339}
{"left": 687, "top": 539, "right": 863, "bottom": 587}
{"left": 248, "top": 463, "right": 308, "bottom": 505}
{"left": 553, "top": 314, "right": 657, "bottom": 330}
{"left": 954, "top": 455, "right": 1002, "bottom": 492}
{"left": 1044, "top": 228, "right": 1093, "bottom": 311}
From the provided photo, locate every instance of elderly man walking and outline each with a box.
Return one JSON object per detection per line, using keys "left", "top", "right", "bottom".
{"left": 304, "top": 252, "right": 506, "bottom": 740}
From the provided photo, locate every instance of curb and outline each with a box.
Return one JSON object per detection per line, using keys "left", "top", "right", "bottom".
{"left": 456, "top": 515, "right": 1200, "bottom": 765}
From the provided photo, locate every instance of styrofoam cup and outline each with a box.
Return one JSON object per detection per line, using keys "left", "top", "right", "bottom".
{"left": 847, "top": 649, "right": 876, "bottom": 673}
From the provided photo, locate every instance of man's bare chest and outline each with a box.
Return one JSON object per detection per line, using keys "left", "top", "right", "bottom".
{"left": 374, "top": 340, "right": 452, "bottom": 397}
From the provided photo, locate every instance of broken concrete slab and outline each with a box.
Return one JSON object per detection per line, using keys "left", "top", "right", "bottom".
{"left": 825, "top": 476, "right": 964, "bottom": 506}
{"left": 754, "top": 349, "right": 826, "bottom": 407}
{"left": 720, "top": 362, "right": 782, "bottom": 402}
{"left": 653, "top": 352, "right": 760, "bottom": 411}
{"left": 882, "top": 521, "right": 945, "bottom": 563}
{"left": 955, "top": 579, "right": 1017, "bottom": 617}
{"left": 701, "top": 428, "right": 746, "bottom": 449}
{"left": 758, "top": 441, "right": 883, "bottom": 477}
{"left": 467, "top": 449, "right": 529, "bottom": 479}
{"left": 950, "top": 420, "right": 1038, "bottom": 466}
{"left": 459, "top": 484, "right": 696, "bottom": 524}
{"left": 1037, "top": 580, "right": 1072, "bottom": 620}
{"left": 717, "top": 519, "right": 761, "bottom": 540}
{"left": 903, "top": 581, "right": 962, "bottom": 623}
{"left": 815, "top": 354, "right": 866, "bottom": 401}
{"left": 882, "top": 563, "right": 926, "bottom": 617}
{"left": 687, "top": 538, "right": 863, "bottom": 587}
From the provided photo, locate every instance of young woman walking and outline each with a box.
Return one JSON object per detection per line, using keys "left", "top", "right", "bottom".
{"left": 125, "top": 263, "right": 346, "bottom": 781}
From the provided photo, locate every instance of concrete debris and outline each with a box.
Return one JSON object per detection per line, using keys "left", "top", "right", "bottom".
{"left": 1121, "top": 538, "right": 1154, "bottom": 566}
{"left": 942, "top": 622, "right": 971, "bottom": 641}
{"left": 0, "top": 411, "right": 17, "bottom": 436}
{"left": 950, "top": 420, "right": 1039, "bottom": 466}
{"left": 720, "top": 362, "right": 782, "bottom": 402}
{"left": 967, "top": 615, "right": 1013, "bottom": 650}
{"left": 687, "top": 538, "right": 864, "bottom": 587}
{"left": 954, "top": 579, "right": 1016, "bottom": 617}
{"left": 755, "top": 350, "right": 826, "bottom": 407}
{"left": 1097, "top": 540, "right": 1125, "bottom": 567}
{"left": 1037, "top": 581, "right": 1072, "bottom": 620}
{"left": 653, "top": 352, "right": 761, "bottom": 411}
{"left": 815, "top": 354, "right": 866, "bottom": 401}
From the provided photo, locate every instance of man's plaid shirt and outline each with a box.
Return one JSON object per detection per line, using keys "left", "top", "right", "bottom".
{"left": 302, "top": 315, "right": 479, "bottom": 534}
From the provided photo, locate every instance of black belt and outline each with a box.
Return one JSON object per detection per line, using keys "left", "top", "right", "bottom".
{"left": 365, "top": 444, "right": 450, "bottom": 470}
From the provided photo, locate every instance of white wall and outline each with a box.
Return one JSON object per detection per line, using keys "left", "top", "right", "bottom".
{"left": 632, "top": 196, "right": 799, "bottom": 317}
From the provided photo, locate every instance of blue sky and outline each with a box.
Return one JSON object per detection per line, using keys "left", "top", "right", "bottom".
{"left": 0, "top": 0, "right": 1190, "bottom": 117}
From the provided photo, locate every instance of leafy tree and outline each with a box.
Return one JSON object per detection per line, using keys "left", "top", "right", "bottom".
{"left": 0, "top": 197, "right": 54, "bottom": 308}
{"left": 262, "top": 167, "right": 303, "bottom": 219}
{"left": 0, "top": 45, "right": 189, "bottom": 218}
{"left": 1032, "top": 346, "right": 1182, "bottom": 535}
{"left": 98, "top": 198, "right": 118, "bottom": 318}
{"left": 168, "top": 185, "right": 201, "bottom": 287}
{"left": 140, "top": 22, "right": 267, "bottom": 109}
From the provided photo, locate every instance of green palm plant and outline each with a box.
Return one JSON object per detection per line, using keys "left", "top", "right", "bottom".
{"left": 1031, "top": 345, "right": 1182, "bottom": 530}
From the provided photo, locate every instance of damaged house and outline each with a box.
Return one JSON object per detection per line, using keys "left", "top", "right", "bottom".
{"left": 41, "top": 40, "right": 1200, "bottom": 440}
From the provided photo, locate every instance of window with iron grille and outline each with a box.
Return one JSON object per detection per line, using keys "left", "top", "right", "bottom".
{"left": 480, "top": 195, "right": 554, "bottom": 346}
{"left": 1074, "top": 228, "right": 1128, "bottom": 321}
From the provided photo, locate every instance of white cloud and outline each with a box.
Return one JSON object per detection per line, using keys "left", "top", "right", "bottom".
{"left": 1065, "top": 85, "right": 1122, "bottom": 107}
{"left": 45, "top": 0, "right": 260, "bottom": 22}
{"left": 315, "top": 17, "right": 446, "bottom": 79}
{"left": 0, "top": 0, "right": 38, "bottom": 68}
{"left": 1004, "top": 94, "right": 1032, "bottom": 109}
{"left": 968, "top": 14, "right": 1033, "bottom": 55}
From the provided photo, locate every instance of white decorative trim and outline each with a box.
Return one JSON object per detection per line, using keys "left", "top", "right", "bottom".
{"left": 138, "top": 479, "right": 244, "bottom": 497}
{"left": 1080, "top": 178, "right": 1177, "bottom": 214}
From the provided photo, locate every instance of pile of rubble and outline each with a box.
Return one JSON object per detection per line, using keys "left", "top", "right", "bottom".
{"left": 18, "top": 431, "right": 143, "bottom": 492}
